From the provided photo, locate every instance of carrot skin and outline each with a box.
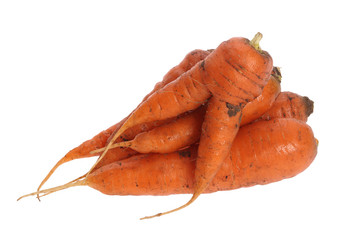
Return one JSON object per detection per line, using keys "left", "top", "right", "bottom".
{"left": 259, "top": 91, "right": 314, "bottom": 122}
{"left": 124, "top": 64, "right": 211, "bottom": 130}
{"left": 240, "top": 72, "right": 281, "bottom": 125}
{"left": 143, "top": 49, "right": 211, "bottom": 101}
{"left": 37, "top": 49, "right": 209, "bottom": 191}
{"left": 92, "top": 89, "right": 312, "bottom": 172}
{"left": 93, "top": 34, "right": 273, "bottom": 176}
{"left": 127, "top": 105, "right": 206, "bottom": 154}
{"left": 163, "top": 34, "right": 274, "bottom": 212}
{"left": 69, "top": 49, "right": 210, "bottom": 158}
{"left": 124, "top": 73, "right": 281, "bottom": 154}
{"left": 89, "top": 59, "right": 212, "bottom": 175}
{"left": 202, "top": 36, "right": 273, "bottom": 104}
{"left": 86, "top": 118, "right": 317, "bottom": 196}
{"left": 193, "top": 97, "right": 242, "bottom": 196}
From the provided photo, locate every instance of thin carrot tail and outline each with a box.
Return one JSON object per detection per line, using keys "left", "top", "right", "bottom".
{"left": 36, "top": 154, "right": 79, "bottom": 199}
{"left": 140, "top": 192, "right": 201, "bottom": 220}
{"left": 18, "top": 176, "right": 86, "bottom": 201}
{"left": 86, "top": 124, "right": 130, "bottom": 177}
{"left": 90, "top": 141, "right": 132, "bottom": 155}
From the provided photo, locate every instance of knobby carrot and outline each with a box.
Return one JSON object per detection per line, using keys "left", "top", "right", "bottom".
{"left": 91, "top": 88, "right": 311, "bottom": 173}
{"left": 152, "top": 33, "right": 273, "bottom": 217}
{"left": 240, "top": 67, "right": 281, "bottom": 125}
{"left": 19, "top": 118, "right": 317, "bottom": 219}
{"left": 92, "top": 67, "right": 281, "bottom": 155}
{"left": 37, "top": 49, "right": 209, "bottom": 194}
{"left": 105, "top": 105, "right": 206, "bottom": 154}
{"left": 258, "top": 91, "right": 314, "bottom": 122}
{"left": 142, "top": 49, "right": 212, "bottom": 102}
{"left": 87, "top": 33, "right": 273, "bottom": 218}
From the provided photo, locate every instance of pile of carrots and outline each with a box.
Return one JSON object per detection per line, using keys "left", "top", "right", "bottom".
{"left": 19, "top": 33, "right": 318, "bottom": 219}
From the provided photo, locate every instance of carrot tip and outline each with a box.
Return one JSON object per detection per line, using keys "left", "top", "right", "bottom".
{"left": 140, "top": 213, "right": 162, "bottom": 220}
{"left": 140, "top": 191, "right": 202, "bottom": 220}
{"left": 250, "top": 32, "right": 263, "bottom": 52}
{"left": 17, "top": 176, "right": 86, "bottom": 201}
{"left": 302, "top": 96, "right": 314, "bottom": 117}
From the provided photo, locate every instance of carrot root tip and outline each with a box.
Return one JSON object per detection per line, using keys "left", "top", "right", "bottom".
{"left": 17, "top": 177, "right": 86, "bottom": 201}
{"left": 303, "top": 96, "right": 314, "bottom": 117}
{"left": 140, "top": 191, "right": 202, "bottom": 220}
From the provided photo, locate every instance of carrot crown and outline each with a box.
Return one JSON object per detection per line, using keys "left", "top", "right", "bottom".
{"left": 249, "top": 32, "right": 263, "bottom": 53}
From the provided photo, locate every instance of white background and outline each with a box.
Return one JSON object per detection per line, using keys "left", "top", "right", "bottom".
{"left": 1, "top": 0, "right": 359, "bottom": 239}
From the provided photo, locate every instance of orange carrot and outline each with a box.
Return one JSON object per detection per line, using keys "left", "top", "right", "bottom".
{"left": 92, "top": 70, "right": 281, "bottom": 156}
{"left": 259, "top": 91, "right": 314, "bottom": 122}
{"left": 94, "top": 88, "right": 313, "bottom": 173}
{"left": 36, "top": 49, "right": 209, "bottom": 193}
{"left": 87, "top": 34, "right": 273, "bottom": 215}
{"left": 19, "top": 118, "right": 317, "bottom": 219}
{"left": 142, "top": 49, "right": 211, "bottom": 101}
{"left": 146, "top": 33, "right": 273, "bottom": 217}
{"left": 108, "top": 105, "right": 206, "bottom": 154}
{"left": 240, "top": 67, "right": 281, "bottom": 125}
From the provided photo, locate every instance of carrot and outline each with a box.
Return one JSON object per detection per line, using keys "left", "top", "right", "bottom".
{"left": 36, "top": 49, "right": 209, "bottom": 194}
{"left": 142, "top": 49, "right": 211, "bottom": 101}
{"left": 145, "top": 33, "right": 273, "bottom": 217}
{"left": 19, "top": 118, "right": 317, "bottom": 219}
{"left": 91, "top": 67, "right": 281, "bottom": 156}
{"left": 106, "top": 105, "right": 207, "bottom": 154}
{"left": 258, "top": 91, "right": 314, "bottom": 122}
{"left": 86, "top": 33, "right": 273, "bottom": 215}
{"left": 240, "top": 67, "right": 282, "bottom": 125}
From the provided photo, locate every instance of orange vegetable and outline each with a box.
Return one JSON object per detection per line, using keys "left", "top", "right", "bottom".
{"left": 19, "top": 118, "right": 317, "bottom": 220}
{"left": 142, "top": 49, "right": 211, "bottom": 101}
{"left": 87, "top": 33, "right": 273, "bottom": 217}
{"left": 90, "top": 92, "right": 313, "bottom": 176}
{"left": 258, "top": 91, "right": 314, "bottom": 122}
{"left": 105, "top": 105, "right": 207, "bottom": 154}
{"left": 17, "top": 32, "right": 318, "bottom": 221}
{"left": 92, "top": 68, "right": 281, "bottom": 155}
{"left": 240, "top": 67, "right": 282, "bottom": 125}
{"left": 154, "top": 33, "right": 273, "bottom": 217}
{"left": 36, "top": 49, "right": 209, "bottom": 194}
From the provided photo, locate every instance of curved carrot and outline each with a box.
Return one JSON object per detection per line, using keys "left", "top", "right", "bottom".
{"left": 259, "top": 91, "right": 314, "bottom": 122}
{"left": 87, "top": 33, "right": 272, "bottom": 189}
{"left": 240, "top": 67, "right": 281, "bottom": 125}
{"left": 108, "top": 106, "right": 206, "bottom": 154}
{"left": 142, "top": 49, "right": 211, "bottom": 101}
{"left": 36, "top": 49, "right": 209, "bottom": 194}
{"left": 148, "top": 33, "right": 273, "bottom": 217}
{"left": 92, "top": 70, "right": 281, "bottom": 155}
{"left": 20, "top": 118, "right": 317, "bottom": 216}
{"left": 90, "top": 90, "right": 314, "bottom": 174}
{"left": 86, "top": 54, "right": 213, "bottom": 175}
